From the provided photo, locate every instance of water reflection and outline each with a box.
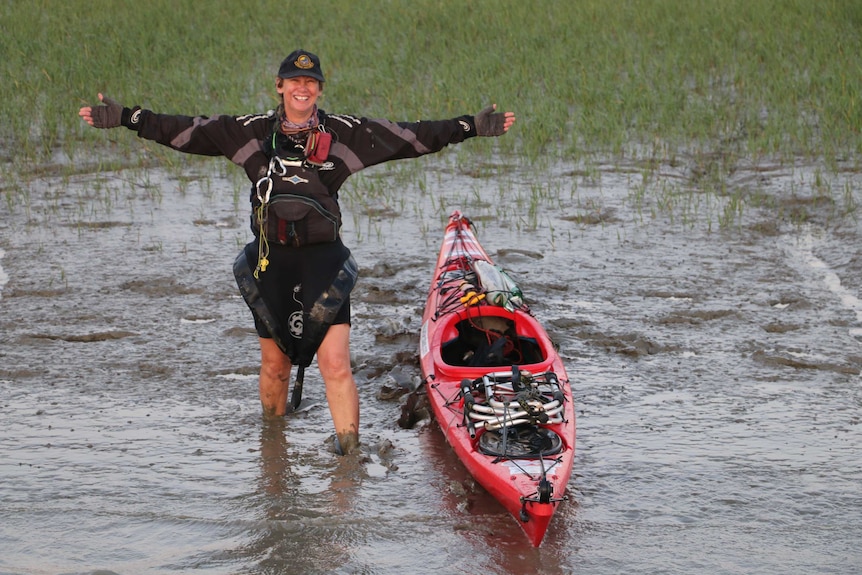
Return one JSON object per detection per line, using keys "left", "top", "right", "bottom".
{"left": 258, "top": 417, "right": 299, "bottom": 500}
{"left": 237, "top": 418, "right": 359, "bottom": 574}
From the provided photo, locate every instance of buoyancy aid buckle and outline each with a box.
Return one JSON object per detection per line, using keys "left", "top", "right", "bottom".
{"left": 271, "top": 155, "right": 304, "bottom": 174}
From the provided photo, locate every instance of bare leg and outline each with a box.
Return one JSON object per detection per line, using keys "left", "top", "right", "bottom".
{"left": 316, "top": 323, "right": 359, "bottom": 453}
{"left": 258, "top": 337, "right": 292, "bottom": 417}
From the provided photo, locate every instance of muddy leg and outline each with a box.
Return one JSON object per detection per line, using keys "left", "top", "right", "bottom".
{"left": 316, "top": 324, "right": 360, "bottom": 454}
{"left": 259, "top": 337, "right": 292, "bottom": 417}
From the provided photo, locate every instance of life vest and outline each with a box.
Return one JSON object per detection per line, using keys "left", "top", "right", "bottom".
{"left": 250, "top": 122, "right": 341, "bottom": 247}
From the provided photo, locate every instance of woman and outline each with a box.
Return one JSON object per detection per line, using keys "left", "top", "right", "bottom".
{"left": 79, "top": 49, "right": 516, "bottom": 454}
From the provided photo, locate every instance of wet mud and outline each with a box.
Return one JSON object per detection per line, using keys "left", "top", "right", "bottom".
{"left": 1, "top": 154, "right": 861, "bottom": 574}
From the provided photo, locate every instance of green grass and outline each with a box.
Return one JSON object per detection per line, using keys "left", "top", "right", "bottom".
{"left": 1, "top": 0, "right": 861, "bottom": 170}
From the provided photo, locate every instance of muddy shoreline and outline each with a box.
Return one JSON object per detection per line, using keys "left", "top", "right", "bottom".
{"left": 2, "top": 156, "right": 861, "bottom": 574}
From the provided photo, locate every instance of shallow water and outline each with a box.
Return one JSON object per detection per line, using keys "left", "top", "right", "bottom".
{"left": 1, "top": 153, "right": 861, "bottom": 574}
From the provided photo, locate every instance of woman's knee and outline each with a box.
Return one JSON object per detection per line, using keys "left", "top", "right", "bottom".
{"left": 318, "top": 352, "right": 352, "bottom": 382}
{"left": 316, "top": 324, "right": 352, "bottom": 379}
{"left": 259, "top": 338, "right": 292, "bottom": 381}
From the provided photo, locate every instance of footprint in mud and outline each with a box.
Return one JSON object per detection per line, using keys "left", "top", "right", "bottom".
{"left": 577, "top": 329, "right": 678, "bottom": 357}
{"left": 373, "top": 316, "right": 416, "bottom": 340}
{"left": 326, "top": 436, "right": 400, "bottom": 477}
{"left": 751, "top": 349, "right": 861, "bottom": 374}
{"left": 25, "top": 330, "right": 136, "bottom": 343}
{"left": 120, "top": 277, "right": 204, "bottom": 296}
{"left": 658, "top": 308, "right": 739, "bottom": 324}
{"left": 356, "top": 283, "right": 418, "bottom": 305}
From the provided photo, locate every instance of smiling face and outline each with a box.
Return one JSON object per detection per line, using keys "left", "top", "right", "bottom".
{"left": 276, "top": 76, "right": 322, "bottom": 123}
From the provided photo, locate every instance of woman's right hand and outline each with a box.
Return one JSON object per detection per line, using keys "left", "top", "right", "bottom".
{"left": 78, "top": 93, "right": 123, "bottom": 128}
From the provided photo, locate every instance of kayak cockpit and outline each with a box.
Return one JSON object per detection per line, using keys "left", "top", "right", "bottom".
{"left": 429, "top": 309, "right": 558, "bottom": 378}
{"left": 441, "top": 315, "right": 544, "bottom": 367}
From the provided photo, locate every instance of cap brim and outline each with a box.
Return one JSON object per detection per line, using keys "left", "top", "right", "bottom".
{"left": 278, "top": 71, "right": 325, "bottom": 82}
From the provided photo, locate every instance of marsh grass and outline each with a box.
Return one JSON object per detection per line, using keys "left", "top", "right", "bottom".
{"left": 2, "top": 0, "right": 861, "bottom": 227}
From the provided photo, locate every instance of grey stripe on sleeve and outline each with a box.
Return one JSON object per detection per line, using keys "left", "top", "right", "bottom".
{"left": 231, "top": 139, "right": 261, "bottom": 167}
{"left": 330, "top": 141, "right": 364, "bottom": 174}
{"left": 371, "top": 118, "right": 431, "bottom": 154}
{"left": 170, "top": 116, "right": 221, "bottom": 149}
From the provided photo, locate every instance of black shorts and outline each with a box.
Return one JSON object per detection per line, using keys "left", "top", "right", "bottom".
{"left": 251, "top": 239, "right": 352, "bottom": 341}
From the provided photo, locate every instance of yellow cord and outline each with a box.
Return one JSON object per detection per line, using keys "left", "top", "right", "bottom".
{"left": 254, "top": 203, "right": 270, "bottom": 279}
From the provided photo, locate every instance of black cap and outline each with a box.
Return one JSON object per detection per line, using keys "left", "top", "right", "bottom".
{"left": 277, "top": 50, "right": 325, "bottom": 83}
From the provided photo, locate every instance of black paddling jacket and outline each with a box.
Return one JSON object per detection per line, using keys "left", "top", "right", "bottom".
{"left": 131, "top": 110, "right": 476, "bottom": 245}
{"left": 138, "top": 110, "right": 476, "bottom": 204}
{"left": 135, "top": 108, "right": 480, "bottom": 185}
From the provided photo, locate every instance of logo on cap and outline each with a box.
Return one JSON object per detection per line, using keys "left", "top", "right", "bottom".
{"left": 295, "top": 55, "right": 314, "bottom": 69}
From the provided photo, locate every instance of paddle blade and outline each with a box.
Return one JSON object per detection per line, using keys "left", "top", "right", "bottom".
{"left": 289, "top": 366, "right": 305, "bottom": 410}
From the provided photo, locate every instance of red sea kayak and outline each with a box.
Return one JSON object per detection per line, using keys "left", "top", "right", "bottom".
{"left": 419, "top": 211, "right": 576, "bottom": 547}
